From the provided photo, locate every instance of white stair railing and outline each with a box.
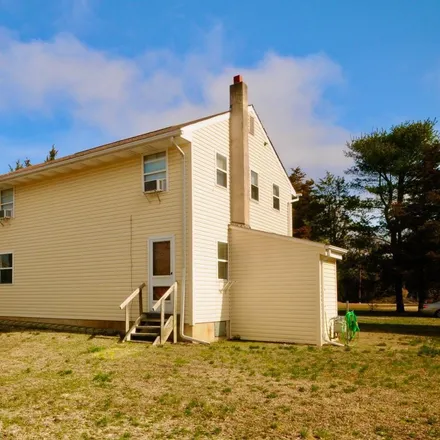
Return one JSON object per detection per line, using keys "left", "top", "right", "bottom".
{"left": 119, "top": 282, "right": 146, "bottom": 334}
{"left": 151, "top": 282, "right": 178, "bottom": 345}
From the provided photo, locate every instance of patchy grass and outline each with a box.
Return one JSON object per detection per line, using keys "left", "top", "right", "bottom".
{"left": 0, "top": 317, "right": 439, "bottom": 439}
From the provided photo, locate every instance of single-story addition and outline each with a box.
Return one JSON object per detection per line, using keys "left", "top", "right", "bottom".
{"left": 0, "top": 75, "right": 346, "bottom": 346}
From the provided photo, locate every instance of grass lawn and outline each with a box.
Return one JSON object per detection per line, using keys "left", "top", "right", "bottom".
{"left": 0, "top": 316, "right": 439, "bottom": 440}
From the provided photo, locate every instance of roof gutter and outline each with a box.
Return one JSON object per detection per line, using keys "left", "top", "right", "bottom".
{"left": 0, "top": 129, "right": 182, "bottom": 184}
{"left": 325, "top": 245, "right": 348, "bottom": 260}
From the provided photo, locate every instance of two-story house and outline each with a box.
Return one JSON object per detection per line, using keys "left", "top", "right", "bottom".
{"left": 0, "top": 76, "right": 346, "bottom": 345}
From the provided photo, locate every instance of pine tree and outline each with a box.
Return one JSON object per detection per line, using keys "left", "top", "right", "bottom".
{"left": 45, "top": 145, "right": 58, "bottom": 162}
{"left": 345, "top": 119, "right": 439, "bottom": 312}
{"left": 289, "top": 167, "right": 316, "bottom": 240}
{"left": 8, "top": 158, "right": 32, "bottom": 172}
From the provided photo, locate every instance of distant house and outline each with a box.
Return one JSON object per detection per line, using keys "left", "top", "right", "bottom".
{"left": 0, "top": 76, "right": 346, "bottom": 345}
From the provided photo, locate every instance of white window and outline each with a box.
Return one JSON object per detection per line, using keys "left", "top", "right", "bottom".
{"left": 143, "top": 152, "right": 167, "bottom": 192}
{"left": 273, "top": 184, "right": 280, "bottom": 210}
{"left": 217, "top": 242, "right": 229, "bottom": 280}
{"left": 251, "top": 171, "right": 259, "bottom": 201}
{"left": 0, "top": 189, "right": 13, "bottom": 216}
{"left": 0, "top": 253, "right": 13, "bottom": 284}
{"left": 216, "top": 153, "right": 228, "bottom": 188}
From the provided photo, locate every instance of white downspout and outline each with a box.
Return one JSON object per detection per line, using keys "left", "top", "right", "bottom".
{"left": 171, "top": 137, "right": 209, "bottom": 345}
{"left": 320, "top": 257, "right": 344, "bottom": 347}
{"left": 288, "top": 196, "right": 300, "bottom": 236}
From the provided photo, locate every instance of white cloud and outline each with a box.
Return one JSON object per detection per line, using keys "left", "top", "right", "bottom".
{"left": 0, "top": 28, "right": 350, "bottom": 177}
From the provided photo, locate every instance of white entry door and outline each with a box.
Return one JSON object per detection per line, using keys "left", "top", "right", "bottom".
{"left": 148, "top": 236, "right": 175, "bottom": 314}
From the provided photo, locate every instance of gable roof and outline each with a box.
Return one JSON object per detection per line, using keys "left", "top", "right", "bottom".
{"left": 249, "top": 106, "right": 296, "bottom": 195}
{"left": 0, "top": 106, "right": 295, "bottom": 196}
{"left": 0, "top": 110, "right": 228, "bottom": 183}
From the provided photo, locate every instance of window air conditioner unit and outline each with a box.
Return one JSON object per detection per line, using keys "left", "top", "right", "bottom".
{"left": 0, "top": 209, "right": 13, "bottom": 219}
{"left": 144, "top": 178, "right": 166, "bottom": 193}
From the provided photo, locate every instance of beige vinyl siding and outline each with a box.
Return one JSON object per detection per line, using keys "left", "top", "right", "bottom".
{"left": 229, "top": 225, "right": 324, "bottom": 345}
{"left": 0, "top": 145, "right": 191, "bottom": 323}
{"left": 248, "top": 108, "right": 293, "bottom": 236}
{"left": 191, "top": 118, "right": 231, "bottom": 324}
{"left": 322, "top": 258, "right": 338, "bottom": 339}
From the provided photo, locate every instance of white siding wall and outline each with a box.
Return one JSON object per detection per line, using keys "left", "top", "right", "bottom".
{"left": 191, "top": 119, "right": 231, "bottom": 324}
{"left": 248, "top": 108, "right": 292, "bottom": 236}
{"left": 190, "top": 110, "right": 295, "bottom": 325}
{"left": 0, "top": 146, "right": 190, "bottom": 324}
{"left": 229, "top": 225, "right": 324, "bottom": 345}
{"left": 322, "top": 258, "right": 338, "bottom": 339}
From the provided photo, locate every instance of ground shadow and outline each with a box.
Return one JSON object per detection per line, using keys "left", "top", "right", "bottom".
{"left": 339, "top": 309, "right": 422, "bottom": 317}
{"left": 358, "top": 322, "right": 440, "bottom": 337}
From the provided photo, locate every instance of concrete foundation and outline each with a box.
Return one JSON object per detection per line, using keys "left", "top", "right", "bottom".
{"left": 184, "top": 321, "right": 229, "bottom": 342}
{"left": 0, "top": 316, "right": 125, "bottom": 333}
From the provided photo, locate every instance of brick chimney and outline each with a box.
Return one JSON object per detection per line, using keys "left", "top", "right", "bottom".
{"left": 229, "top": 75, "right": 250, "bottom": 226}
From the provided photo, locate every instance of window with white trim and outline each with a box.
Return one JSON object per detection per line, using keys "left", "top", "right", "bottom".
{"left": 217, "top": 242, "right": 229, "bottom": 280}
{"left": 0, "top": 253, "right": 13, "bottom": 284}
{"left": 0, "top": 189, "right": 13, "bottom": 216}
{"left": 251, "top": 171, "right": 259, "bottom": 201}
{"left": 216, "top": 153, "right": 227, "bottom": 188}
{"left": 143, "top": 152, "right": 167, "bottom": 192}
{"left": 273, "top": 184, "right": 280, "bottom": 210}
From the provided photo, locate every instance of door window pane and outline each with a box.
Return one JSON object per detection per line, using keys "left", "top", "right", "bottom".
{"left": 153, "top": 241, "right": 171, "bottom": 276}
{"left": 153, "top": 286, "right": 171, "bottom": 301}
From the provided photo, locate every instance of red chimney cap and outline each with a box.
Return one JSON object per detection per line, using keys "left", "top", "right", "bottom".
{"left": 233, "top": 75, "right": 243, "bottom": 84}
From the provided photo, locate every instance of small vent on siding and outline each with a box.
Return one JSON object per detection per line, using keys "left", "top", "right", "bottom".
{"left": 249, "top": 115, "right": 255, "bottom": 136}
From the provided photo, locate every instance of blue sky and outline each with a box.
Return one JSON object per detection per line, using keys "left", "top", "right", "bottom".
{"left": 0, "top": 0, "right": 438, "bottom": 177}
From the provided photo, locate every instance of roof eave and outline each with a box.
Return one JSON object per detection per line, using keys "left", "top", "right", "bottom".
{"left": 0, "top": 128, "right": 183, "bottom": 186}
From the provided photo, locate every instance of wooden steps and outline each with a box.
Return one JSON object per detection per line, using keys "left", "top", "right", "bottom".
{"left": 125, "top": 313, "right": 175, "bottom": 345}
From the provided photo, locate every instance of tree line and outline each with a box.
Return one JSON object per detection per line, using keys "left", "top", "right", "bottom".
{"left": 290, "top": 119, "right": 440, "bottom": 312}
{"left": 8, "top": 145, "right": 58, "bottom": 171}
